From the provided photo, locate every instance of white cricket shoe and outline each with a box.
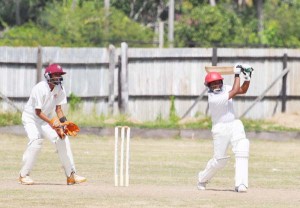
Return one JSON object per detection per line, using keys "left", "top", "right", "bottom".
{"left": 19, "top": 175, "right": 34, "bottom": 185}
{"left": 67, "top": 172, "right": 87, "bottom": 185}
{"left": 235, "top": 184, "right": 248, "bottom": 193}
{"left": 197, "top": 182, "right": 207, "bottom": 190}
{"left": 197, "top": 171, "right": 207, "bottom": 190}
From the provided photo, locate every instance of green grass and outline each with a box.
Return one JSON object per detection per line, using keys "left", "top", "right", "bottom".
{"left": 0, "top": 134, "right": 300, "bottom": 208}
{"left": 0, "top": 111, "right": 299, "bottom": 132}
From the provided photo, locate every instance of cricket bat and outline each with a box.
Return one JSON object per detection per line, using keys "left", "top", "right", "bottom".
{"left": 205, "top": 66, "right": 234, "bottom": 75}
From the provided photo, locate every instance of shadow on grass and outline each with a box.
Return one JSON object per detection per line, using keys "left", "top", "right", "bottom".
{"left": 205, "top": 188, "right": 235, "bottom": 192}
{"left": 32, "top": 182, "right": 66, "bottom": 186}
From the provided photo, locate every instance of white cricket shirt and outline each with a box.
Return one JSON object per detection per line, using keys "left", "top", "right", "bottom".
{"left": 208, "top": 85, "right": 235, "bottom": 125}
{"left": 23, "top": 80, "right": 67, "bottom": 119}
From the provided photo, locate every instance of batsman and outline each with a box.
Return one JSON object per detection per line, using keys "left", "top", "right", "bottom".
{"left": 19, "top": 64, "right": 86, "bottom": 185}
{"left": 198, "top": 63, "right": 253, "bottom": 192}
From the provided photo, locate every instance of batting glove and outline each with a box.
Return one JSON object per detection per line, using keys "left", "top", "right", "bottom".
{"left": 241, "top": 64, "right": 254, "bottom": 74}
{"left": 234, "top": 63, "right": 242, "bottom": 75}
{"left": 244, "top": 72, "right": 251, "bottom": 81}
{"left": 240, "top": 64, "right": 254, "bottom": 81}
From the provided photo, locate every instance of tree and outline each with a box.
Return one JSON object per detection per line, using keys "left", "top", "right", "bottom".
{"left": 0, "top": 22, "right": 69, "bottom": 46}
{"left": 111, "top": 0, "right": 169, "bottom": 28}
{"left": 1, "top": 0, "right": 300, "bottom": 48}
{"left": 262, "top": 0, "right": 300, "bottom": 47}
{"left": 0, "top": 1, "right": 154, "bottom": 47}
{"left": 175, "top": 4, "right": 250, "bottom": 47}
{"left": 0, "top": 0, "right": 50, "bottom": 29}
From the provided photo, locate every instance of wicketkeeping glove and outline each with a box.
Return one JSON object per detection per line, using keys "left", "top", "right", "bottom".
{"left": 61, "top": 121, "right": 80, "bottom": 137}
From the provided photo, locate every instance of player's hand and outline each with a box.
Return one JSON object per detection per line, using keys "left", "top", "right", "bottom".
{"left": 55, "top": 126, "right": 66, "bottom": 139}
{"left": 241, "top": 64, "right": 253, "bottom": 81}
{"left": 241, "top": 64, "right": 254, "bottom": 74}
{"left": 244, "top": 73, "right": 251, "bottom": 81}
{"left": 50, "top": 117, "right": 66, "bottom": 139}
{"left": 50, "top": 117, "right": 60, "bottom": 129}
{"left": 234, "top": 63, "right": 242, "bottom": 75}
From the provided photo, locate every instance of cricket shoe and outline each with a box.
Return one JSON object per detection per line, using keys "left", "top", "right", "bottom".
{"left": 197, "top": 171, "right": 207, "bottom": 190}
{"left": 235, "top": 184, "right": 248, "bottom": 193}
{"left": 197, "top": 182, "right": 207, "bottom": 190}
{"left": 19, "top": 175, "right": 34, "bottom": 185}
{"left": 67, "top": 172, "right": 87, "bottom": 185}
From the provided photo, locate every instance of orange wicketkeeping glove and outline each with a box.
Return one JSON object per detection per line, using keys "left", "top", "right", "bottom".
{"left": 61, "top": 121, "right": 80, "bottom": 137}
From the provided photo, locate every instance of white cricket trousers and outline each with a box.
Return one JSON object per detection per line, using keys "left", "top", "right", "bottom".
{"left": 198, "top": 119, "right": 249, "bottom": 188}
{"left": 20, "top": 112, "right": 76, "bottom": 177}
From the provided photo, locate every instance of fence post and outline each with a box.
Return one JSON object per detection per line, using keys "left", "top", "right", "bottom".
{"left": 212, "top": 47, "right": 218, "bottom": 66}
{"left": 281, "top": 53, "right": 288, "bottom": 113}
{"left": 118, "top": 42, "right": 129, "bottom": 114}
{"left": 108, "top": 44, "right": 115, "bottom": 114}
{"left": 159, "top": 21, "right": 164, "bottom": 48}
{"left": 36, "top": 46, "right": 43, "bottom": 83}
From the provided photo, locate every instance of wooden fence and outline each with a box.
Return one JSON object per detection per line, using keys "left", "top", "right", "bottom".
{"left": 0, "top": 45, "right": 299, "bottom": 121}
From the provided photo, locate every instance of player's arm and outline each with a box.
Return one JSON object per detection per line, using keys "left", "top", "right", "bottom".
{"left": 35, "top": 109, "right": 62, "bottom": 130}
{"left": 55, "top": 105, "right": 80, "bottom": 137}
{"left": 55, "top": 105, "right": 67, "bottom": 122}
{"left": 35, "top": 109, "right": 52, "bottom": 124}
{"left": 35, "top": 108, "right": 66, "bottom": 139}
{"left": 236, "top": 64, "right": 253, "bottom": 94}
{"left": 229, "top": 64, "right": 253, "bottom": 98}
{"left": 228, "top": 74, "right": 241, "bottom": 99}
{"left": 237, "top": 80, "right": 250, "bottom": 94}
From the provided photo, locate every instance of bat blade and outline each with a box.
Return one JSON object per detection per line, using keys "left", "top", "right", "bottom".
{"left": 205, "top": 66, "right": 234, "bottom": 75}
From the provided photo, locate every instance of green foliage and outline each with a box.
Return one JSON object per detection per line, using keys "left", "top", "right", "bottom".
{"left": 68, "top": 93, "right": 82, "bottom": 112}
{"left": 37, "top": 1, "right": 154, "bottom": 47}
{"left": 0, "top": 0, "right": 49, "bottom": 28}
{"left": 110, "top": 0, "right": 169, "bottom": 26}
{"left": 169, "top": 96, "right": 180, "bottom": 124}
{"left": 0, "top": 22, "right": 70, "bottom": 46}
{"left": 38, "top": 1, "right": 105, "bottom": 47}
{"left": 262, "top": 0, "right": 300, "bottom": 47}
{"left": 0, "top": 112, "right": 21, "bottom": 126}
{"left": 175, "top": 4, "right": 245, "bottom": 47}
{"left": 1, "top": 0, "right": 300, "bottom": 47}
{"left": 0, "top": 1, "right": 154, "bottom": 47}
{"left": 107, "top": 8, "right": 154, "bottom": 47}
{"left": 176, "top": 1, "right": 300, "bottom": 47}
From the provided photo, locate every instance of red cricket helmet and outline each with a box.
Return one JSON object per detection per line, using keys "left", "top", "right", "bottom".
{"left": 204, "top": 72, "right": 223, "bottom": 86}
{"left": 45, "top": 64, "right": 66, "bottom": 75}
{"left": 44, "top": 64, "right": 66, "bottom": 85}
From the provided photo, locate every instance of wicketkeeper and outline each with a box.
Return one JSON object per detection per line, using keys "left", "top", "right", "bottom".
{"left": 197, "top": 63, "right": 253, "bottom": 192}
{"left": 19, "top": 64, "right": 86, "bottom": 185}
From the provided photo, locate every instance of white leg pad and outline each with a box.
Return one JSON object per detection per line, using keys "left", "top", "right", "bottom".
{"left": 233, "top": 139, "right": 249, "bottom": 187}
{"left": 20, "top": 139, "right": 43, "bottom": 177}
{"left": 55, "top": 136, "right": 76, "bottom": 177}
{"left": 198, "top": 156, "right": 230, "bottom": 183}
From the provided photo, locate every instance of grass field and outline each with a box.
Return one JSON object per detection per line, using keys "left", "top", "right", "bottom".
{"left": 0, "top": 133, "right": 299, "bottom": 208}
